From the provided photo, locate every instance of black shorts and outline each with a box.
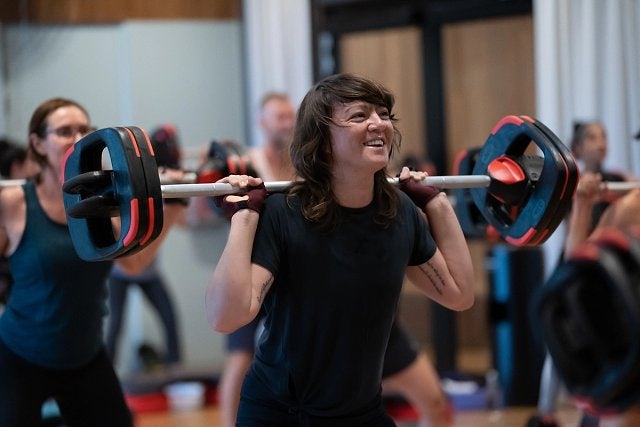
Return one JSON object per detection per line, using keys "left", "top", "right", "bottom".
{"left": 226, "top": 314, "right": 264, "bottom": 352}
{"left": 382, "top": 322, "right": 419, "bottom": 378}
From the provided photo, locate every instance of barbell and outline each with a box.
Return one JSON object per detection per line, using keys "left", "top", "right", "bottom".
{"left": 5, "top": 170, "right": 637, "bottom": 194}
{"left": 158, "top": 175, "right": 491, "bottom": 199}
{"left": 62, "top": 115, "right": 583, "bottom": 261}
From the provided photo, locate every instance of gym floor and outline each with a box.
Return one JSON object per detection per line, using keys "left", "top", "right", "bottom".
{"left": 130, "top": 347, "right": 640, "bottom": 427}
{"left": 135, "top": 405, "right": 583, "bottom": 427}
{"left": 134, "top": 399, "right": 640, "bottom": 427}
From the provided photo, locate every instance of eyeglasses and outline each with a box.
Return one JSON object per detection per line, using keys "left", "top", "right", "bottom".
{"left": 46, "top": 125, "right": 96, "bottom": 139}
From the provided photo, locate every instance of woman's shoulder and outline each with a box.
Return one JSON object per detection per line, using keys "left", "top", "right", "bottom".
{"left": 265, "top": 192, "right": 295, "bottom": 210}
{"left": 262, "top": 192, "right": 303, "bottom": 222}
{"left": 395, "top": 190, "right": 429, "bottom": 224}
{"left": 0, "top": 184, "right": 26, "bottom": 214}
{"left": 396, "top": 190, "right": 419, "bottom": 210}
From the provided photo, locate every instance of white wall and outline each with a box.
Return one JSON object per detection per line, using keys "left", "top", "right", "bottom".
{"left": 0, "top": 20, "right": 246, "bottom": 375}
{"left": 2, "top": 20, "right": 246, "bottom": 148}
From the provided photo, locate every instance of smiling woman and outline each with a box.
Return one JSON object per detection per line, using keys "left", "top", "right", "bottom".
{"left": 205, "top": 72, "right": 474, "bottom": 426}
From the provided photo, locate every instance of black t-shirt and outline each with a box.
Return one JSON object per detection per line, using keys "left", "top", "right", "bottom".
{"left": 246, "top": 191, "right": 436, "bottom": 418}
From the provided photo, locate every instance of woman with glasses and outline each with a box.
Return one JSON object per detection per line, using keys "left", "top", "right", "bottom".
{"left": 0, "top": 97, "right": 184, "bottom": 426}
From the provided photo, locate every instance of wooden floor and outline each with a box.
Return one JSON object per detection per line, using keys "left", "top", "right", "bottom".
{"left": 131, "top": 348, "right": 640, "bottom": 427}
{"left": 134, "top": 404, "right": 640, "bottom": 427}
{"left": 134, "top": 404, "right": 584, "bottom": 427}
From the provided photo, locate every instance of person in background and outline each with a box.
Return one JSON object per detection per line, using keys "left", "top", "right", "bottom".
{"left": 0, "top": 139, "right": 38, "bottom": 180}
{"left": 570, "top": 120, "right": 636, "bottom": 231}
{"left": 381, "top": 324, "right": 454, "bottom": 427}
{"left": 530, "top": 120, "right": 638, "bottom": 427}
{"left": 557, "top": 175, "right": 640, "bottom": 427}
{"left": 0, "top": 99, "right": 184, "bottom": 426}
{"left": 216, "top": 92, "right": 298, "bottom": 427}
{"left": 206, "top": 73, "right": 474, "bottom": 426}
{"left": 105, "top": 124, "right": 184, "bottom": 371}
{"left": 248, "top": 92, "right": 298, "bottom": 182}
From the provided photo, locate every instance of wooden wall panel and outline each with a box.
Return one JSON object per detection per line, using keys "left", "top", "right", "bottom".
{"left": 339, "top": 27, "right": 426, "bottom": 174}
{"left": 0, "top": 0, "right": 241, "bottom": 23}
{"left": 443, "top": 15, "right": 534, "bottom": 173}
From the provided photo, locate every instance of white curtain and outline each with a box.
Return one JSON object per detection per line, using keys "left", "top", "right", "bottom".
{"left": 242, "top": 0, "right": 313, "bottom": 147}
{"left": 534, "top": 0, "right": 640, "bottom": 276}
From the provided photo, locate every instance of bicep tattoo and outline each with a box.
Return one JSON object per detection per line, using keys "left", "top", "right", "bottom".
{"left": 418, "top": 261, "right": 446, "bottom": 295}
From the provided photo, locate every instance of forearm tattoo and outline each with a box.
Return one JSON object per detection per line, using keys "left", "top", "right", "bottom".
{"left": 418, "top": 261, "right": 445, "bottom": 295}
{"left": 257, "top": 276, "right": 274, "bottom": 304}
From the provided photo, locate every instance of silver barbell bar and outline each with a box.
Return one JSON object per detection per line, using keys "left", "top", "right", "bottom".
{"left": 0, "top": 172, "right": 200, "bottom": 188}
{"left": 160, "top": 175, "right": 492, "bottom": 198}
{"left": 159, "top": 176, "right": 640, "bottom": 199}
{"left": 0, "top": 179, "right": 31, "bottom": 188}
{"left": 4, "top": 174, "right": 639, "bottom": 196}
{"left": 601, "top": 181, "right": 640, "bottom": 192}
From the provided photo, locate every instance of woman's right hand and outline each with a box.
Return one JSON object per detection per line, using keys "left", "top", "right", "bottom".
{"left": 213, "top": 175, "right": 267, "bottom": 218}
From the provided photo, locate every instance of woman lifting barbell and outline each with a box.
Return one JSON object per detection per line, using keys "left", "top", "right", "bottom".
{"left": 205, "top": 72, "right": 476, "bottom": 426}
{"left": 0, "top": 98, "right": 185, "bottom": 427}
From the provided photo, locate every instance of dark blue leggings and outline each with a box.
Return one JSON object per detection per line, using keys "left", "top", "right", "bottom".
{"left": 0, "top": 338, "right": 133, "bottom": 427}
{"left": 105, "top": 274, "right": 181, "bottom": 364}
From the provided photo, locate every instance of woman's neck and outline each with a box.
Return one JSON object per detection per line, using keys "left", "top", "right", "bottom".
{"left": 331, "top": 170, "right": 375, "bottom": 208}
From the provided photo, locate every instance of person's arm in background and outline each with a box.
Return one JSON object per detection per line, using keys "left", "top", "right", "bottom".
{"left": 584, "top": 188, "right": 640, "bottom": 425}
{"left": 564, "top": 172, "right": 603, "bottom": 257}
{"left": 593, "top": 188, "right": 640, "bottom": 232}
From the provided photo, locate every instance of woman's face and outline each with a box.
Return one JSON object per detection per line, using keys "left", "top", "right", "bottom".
{"left": 328, "top": 100, "right": 393, "bottom": 175}
{"left": 576, "top": 123, "right": 608, "bottom": 170}
{"left": 33, "top": 105, "right": 91, "bottom": 174}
